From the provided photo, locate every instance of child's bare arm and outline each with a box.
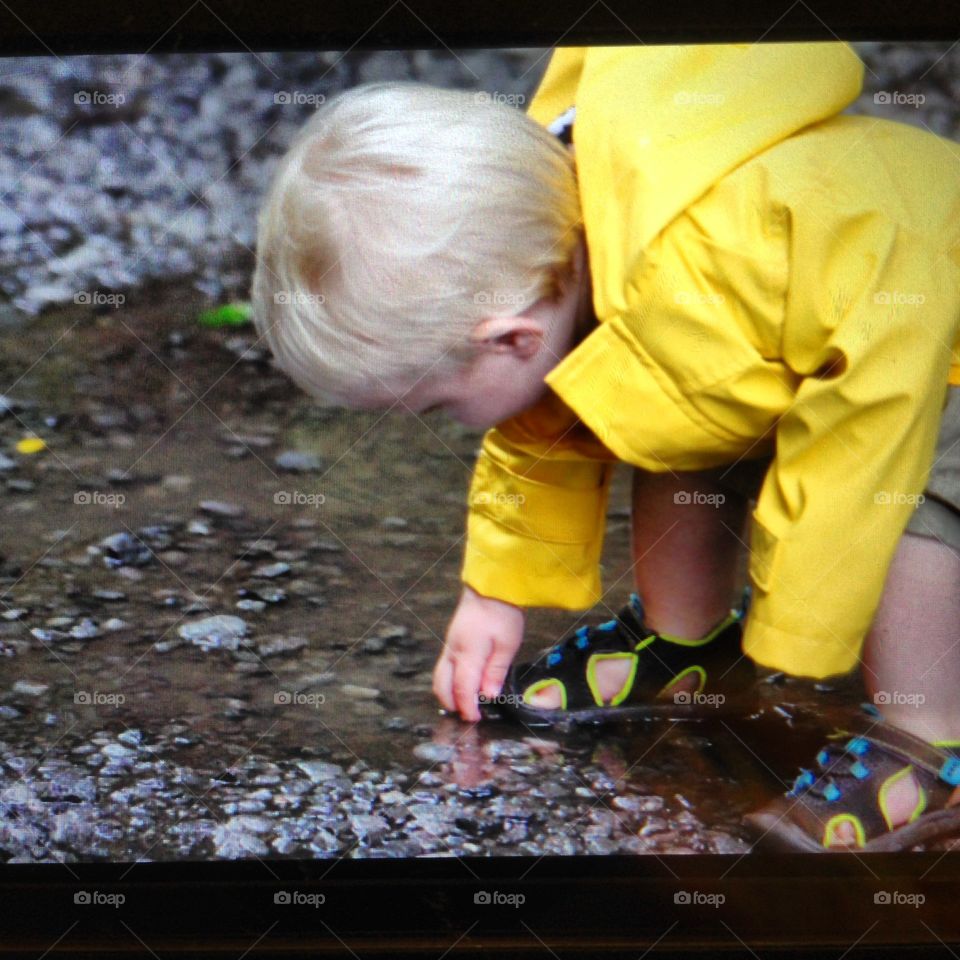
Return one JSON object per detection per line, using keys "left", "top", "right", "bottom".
{"left": 432, "top": 584, "right": 526, "bottom": 722}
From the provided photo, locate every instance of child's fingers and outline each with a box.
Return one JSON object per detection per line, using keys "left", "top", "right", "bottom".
{"left": 432, "top": 654, "right": 456, "bottom": 713}
{"left": 452, "top": 658, "right": 484, "bottom": 723}
{"left": 480, "top": 652, "right": 513, "bottom": 699}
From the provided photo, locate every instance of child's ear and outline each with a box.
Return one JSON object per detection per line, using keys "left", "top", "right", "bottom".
{"left": 470, "top": 315, "right": 544, "bottom": 359}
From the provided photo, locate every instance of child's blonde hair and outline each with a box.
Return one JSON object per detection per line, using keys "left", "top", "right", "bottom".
{"left": 251, "top": 81, "right": 582, "bottom": 406}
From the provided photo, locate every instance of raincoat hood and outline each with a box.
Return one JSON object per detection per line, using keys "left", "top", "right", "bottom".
{"left": 526, "top": 43, "right": 865, "bottom": 321}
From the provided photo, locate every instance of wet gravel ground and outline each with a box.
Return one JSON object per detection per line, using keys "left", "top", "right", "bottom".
{"left": 1, "top": 44, "right": 959, "bottom": 863}
{"left": 2, "top": 43, "right": 959, "bottom": 319}
{"left": 0, "top": 295, "right": 876, "bottom": 863}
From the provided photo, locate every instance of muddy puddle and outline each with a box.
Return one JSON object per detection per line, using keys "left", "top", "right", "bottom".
{"left": 0, "top": 291, "right": 872, "bottom": 862}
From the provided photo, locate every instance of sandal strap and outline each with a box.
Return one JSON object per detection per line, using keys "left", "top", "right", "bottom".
{"left": 538, "top": 594, "right": 650, "bottom": 667}
{"left": 833, "top": 715, "right": 960, "bottom": 787}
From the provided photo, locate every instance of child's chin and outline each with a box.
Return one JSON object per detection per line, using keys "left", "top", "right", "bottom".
{"left": 456, "top": 411, "right": 503, "bottom": 430}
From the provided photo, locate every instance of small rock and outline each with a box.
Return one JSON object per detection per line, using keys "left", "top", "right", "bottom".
{"left": 359, "top": 636, "right": 387, "bottom": 654}
{"left": 187, "top": 519, "right": 211, "bottom": 535}
{"left": 275, "top": 450, "right": 322, "bottom": 472}
{"left": 236, "top": 599, "right": 266, "bottom": 613}
{"left": 221, "top": 432, "right": 274, "bottom": 449}
{"left": 178, "top": 615, "right": 249, "bottom": 651}
{"left": 384, "top": 533, "right": 417, "bottom": 547}
{"left": 99, "top": 532, "right": 153, "bottom": 568}
{"left": 351, "top": 701, "right": 385, "bottom": 717}
{"left": 252, "top": 562, "right": 290, "bottom": 579}
{"left": 213, "top": 824, "right": 270, "bottom": 858}
{"left": 309, "top": 828, "right": 340, "bottom": 853}
{"left": 413, "top": 743, "right": 456, "bottom": 764}
{"left": 118, "top": 729, "right": 143, "bottom": 747}
{"left": 308, "top": 538, "right": 342, "bottom": 553}
{"left": 199, "top": 500, "right": 244, "bottom": 518}
{"left": 341, "top": 684, "right": 381, "bottom": 700}
{"left": 250, "top": 587, "right": 287, "bottom": 604}
{"left": 227, "top": 814, "right": 273, "bottom": 834}
{"left": 256, "top": 635, "right": 308, "bottom": 658}
{"left": 92, "top": 589, "right": 126, "bottom": 602}
{"left": 69, "top": 618, "right": 101, "bottom": 640}
{"left": 157, "top": 550, "right": 189, "bottom": 568}
{"left": 153, "top": 638, "right": 184, "bottom": 653}
{"left": 0, "top": 452, "right": 16, "bottom": 472}
{"left": 350, "top": 814, "right": 388, "bottom": 844}
{"left": 295, "top": 760, "right": 344, "bottom": 783}
{"left": 13, "top": 680, "right": 48, "bottom": 696}
{"left": 485, "top": 739, "right": 533, "bottom": 761}
{"left": 162, "top": 475, "right": 194, "bottom": 492}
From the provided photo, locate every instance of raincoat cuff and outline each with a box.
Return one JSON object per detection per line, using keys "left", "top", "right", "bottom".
{"left": 467, "top": 449, "right": 610, "bottom": 545}
{"left": 742, "top": 611, "right": 862, "bottom": 680}
{"left": 461, "top": 509, "right": 602, "bottom": 610}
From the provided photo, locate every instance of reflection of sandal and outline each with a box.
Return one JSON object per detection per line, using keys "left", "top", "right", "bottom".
{"left": 496, "top": 589, "right": 757, "bottom": 727}
{"left": 744, "top": 706, "right": 960, "bottom": 852}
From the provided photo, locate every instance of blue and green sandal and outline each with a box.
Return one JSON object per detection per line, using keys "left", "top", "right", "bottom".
{"left": 744, "top": 705, "right": 960, "bottom": 852}
{"left": 495, "top": 588, "right": 757, "bottom": 727}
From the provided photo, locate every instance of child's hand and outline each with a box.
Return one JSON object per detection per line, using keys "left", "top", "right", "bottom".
{"left": 433, "top": 584, "right": 526, "bottom": 722}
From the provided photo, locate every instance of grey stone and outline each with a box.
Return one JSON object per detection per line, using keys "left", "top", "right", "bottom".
{"left": 256, "top": 635, "right": 307, "bottom": 658}
{"left": 413, "top": 743, "right": 456, "bottom": 764}
{"left": 295, "top": 760, "right": 343, "bottom": 783}
{"left": 340, "top": 684, "right": 380, "bottom": 700}
{"left": 350, "top": 814, "right": 389, "bottom": 844}
{"left": 178, "top": 615, "right": 249, "bottom": 651}
{"left": 198, "top": 500, "right": 243, "bottom": 518}
{"left": 274, "top": 450, "right": 322, "bottom": 472}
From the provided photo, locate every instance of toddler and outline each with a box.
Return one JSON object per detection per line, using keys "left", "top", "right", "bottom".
{"left": 252, "top": 42, "right": 960, "bottom": 852}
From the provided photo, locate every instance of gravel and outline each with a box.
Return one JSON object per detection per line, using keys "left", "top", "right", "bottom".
{"left": 7, "top": 42, "right": 950, "bottom": 321}
{"left": 0, "top": 49, "right": 546, "bottom": 317}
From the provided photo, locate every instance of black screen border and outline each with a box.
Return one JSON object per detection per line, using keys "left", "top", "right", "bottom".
{"left": 2, "top": 0, "right": 960, "bottom": 955}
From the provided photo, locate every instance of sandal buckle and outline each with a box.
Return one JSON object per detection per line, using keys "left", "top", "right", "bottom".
{"left": 845, "top": 736, "right": 870, "bottom": 756}
{"left": 940, "top": 756, "right": 960, "bottom": 786}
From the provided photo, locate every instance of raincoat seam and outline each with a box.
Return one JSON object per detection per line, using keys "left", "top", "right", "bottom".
{"left": 624, "top": 325, "right": 769, "bottom": 445}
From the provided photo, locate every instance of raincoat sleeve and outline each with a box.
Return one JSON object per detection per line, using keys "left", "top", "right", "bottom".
{"left": 460, "top": 392, "right": 619, "bottom": 609}
{"left": 742, "top": 210, "right": 960, "bottom": 679}
{"left": 458, "top": 45, "right": 618, "bottom": 610}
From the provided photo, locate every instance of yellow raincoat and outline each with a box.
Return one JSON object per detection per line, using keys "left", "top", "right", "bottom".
{"left": 461, "top": 42, "right": 960, "bottom": 679}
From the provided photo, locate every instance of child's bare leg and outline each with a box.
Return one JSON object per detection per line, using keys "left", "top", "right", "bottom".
{"left": 629, "top": 467, "right": 749, "bottom": 639}
{"left": 829, "top": 531, "right": 960, "bottom": 844}
{"left": 526, "top": 468, "right": 749, "bottom": 708}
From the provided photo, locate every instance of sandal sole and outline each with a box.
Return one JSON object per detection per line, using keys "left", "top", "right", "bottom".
{"left": 499, "top": 691, "right": 760, "bottom": 728}
{"left": 744, "top": 797, "right": 960, "bottom": 853}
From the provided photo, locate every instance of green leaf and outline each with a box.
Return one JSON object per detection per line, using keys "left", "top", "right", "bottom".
{"left": 198, "top": 302, "right": 253, "bottom": 328}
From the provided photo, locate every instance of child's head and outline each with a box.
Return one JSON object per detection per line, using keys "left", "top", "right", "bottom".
{"left": 251, "top": 81, "right": 586, "bottom": 427}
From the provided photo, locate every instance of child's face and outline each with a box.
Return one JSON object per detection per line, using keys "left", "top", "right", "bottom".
{"left": 389, "top": 234, "right": 592, "bottom": 430}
